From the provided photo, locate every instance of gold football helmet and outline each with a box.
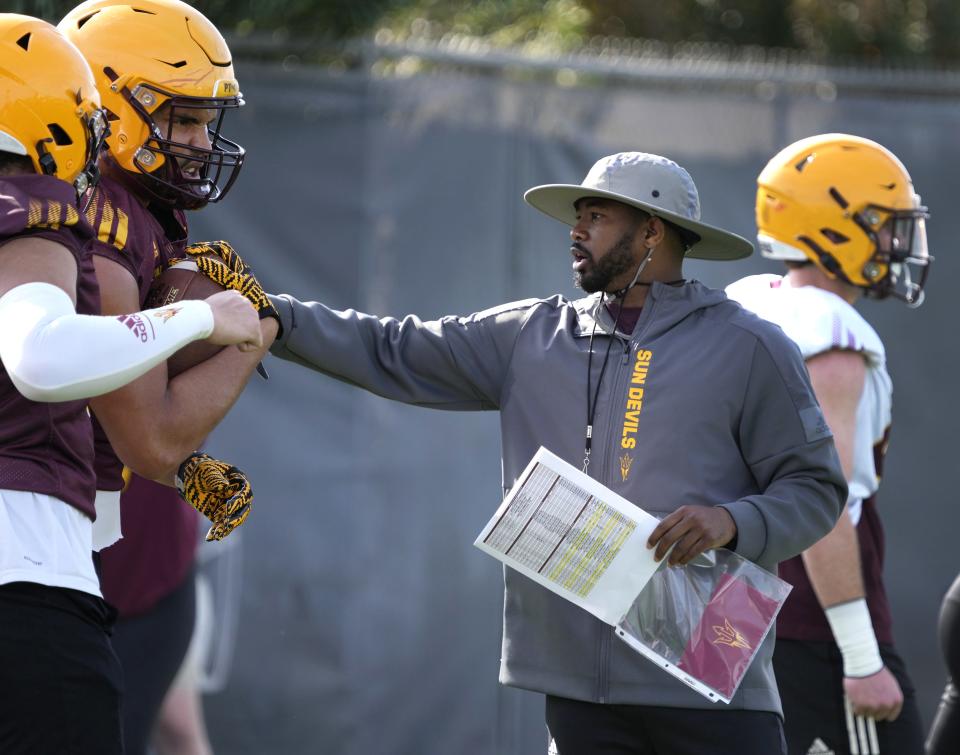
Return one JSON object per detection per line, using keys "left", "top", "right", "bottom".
{"left": 59, "top": 0, "right": 244, "bottom": 209}
{"left": 0, "top": 14, "right": 107, "bottom": 202}
{"left": 757, "top": 133, "right": 930, "bottom": 305}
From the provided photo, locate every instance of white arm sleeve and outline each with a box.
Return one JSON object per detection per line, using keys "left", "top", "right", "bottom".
{"left": 0, "top": 281, "right": 215, "bottom": 402}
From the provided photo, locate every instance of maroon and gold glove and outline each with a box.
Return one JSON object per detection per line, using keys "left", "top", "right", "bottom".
{"left": 184, "top": 240, "right": 280, "bottom": 327}
{"left": 176, "top": 452, "right": 252, "bottom": 542}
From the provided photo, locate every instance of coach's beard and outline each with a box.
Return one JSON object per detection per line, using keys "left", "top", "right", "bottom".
{"left": 575, "top": 229, "right": 639, "bottom": 295}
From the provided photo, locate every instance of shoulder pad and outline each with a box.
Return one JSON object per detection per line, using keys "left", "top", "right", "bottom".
{"left": 726, "top": 275, "right": 884, "bottom": 366}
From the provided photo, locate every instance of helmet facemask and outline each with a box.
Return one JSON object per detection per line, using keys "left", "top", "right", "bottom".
{"left": 74, "top": 103, "right": 110, "bottom": 211}
{"left": 851, "top": 197, "right": 931, "bottom": 307}
{"left": 120, "top": 80, "right": 244, "bottom": 210}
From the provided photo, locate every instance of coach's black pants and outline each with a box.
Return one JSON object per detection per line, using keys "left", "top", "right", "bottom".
{"left": 0, "top": 581, "right": 124, "bottom": 755}
{"left": 546, "top": 694, "right": 786, "bottom": 754}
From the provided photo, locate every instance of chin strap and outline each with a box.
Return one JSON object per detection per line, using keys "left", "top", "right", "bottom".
{"left": 609, "top": 247, "right": 655, "bottom": 301}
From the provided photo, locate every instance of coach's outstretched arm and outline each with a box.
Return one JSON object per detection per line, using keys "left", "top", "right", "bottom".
{"left": 268, "top": 294, "right": 531, "bottom": 409}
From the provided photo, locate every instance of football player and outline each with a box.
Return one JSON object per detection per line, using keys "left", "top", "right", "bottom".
{"left": 928, "top": 573, "right": 960, "bottom": 754}
{"left": 58, "top": 0, "right": 278, "bottom": 520}
{"left": 726, "top": 133, "right": 929, "bottom": 755}
{"left": 0, "top": 14, "right": 262, "bottom": 754}
{"left": 58, "top": 2, "right": 280, "bottom": 753}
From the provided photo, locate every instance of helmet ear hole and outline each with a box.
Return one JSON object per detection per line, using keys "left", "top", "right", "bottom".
{"left": 820, "top": 228, "right": 849, "bottom": 245}
{"left": 46, "top": 124, "right": 73, "bottom": 146}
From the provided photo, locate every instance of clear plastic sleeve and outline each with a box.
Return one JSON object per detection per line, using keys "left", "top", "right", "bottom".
{"left": 615, "top": 548, "right": 791, "bottom": 703}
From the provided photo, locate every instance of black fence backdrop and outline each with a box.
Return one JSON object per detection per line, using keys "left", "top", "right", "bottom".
{"left": 185, "top": 57, "right": 960, "bottom": 754}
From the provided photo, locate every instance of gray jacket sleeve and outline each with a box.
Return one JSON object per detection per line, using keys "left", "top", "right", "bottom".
{"left": 720, "top": 335, "right": 847, "bottom": 564}
{"left": 267, "top": 293, "right": 532, "bottom": 410}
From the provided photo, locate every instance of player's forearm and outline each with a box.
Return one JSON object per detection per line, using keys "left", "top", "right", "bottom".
{"left": 97, "top": 319, "right": 276, "bottom": 481}
{"left": 801, "top": 504, "right": 866, "bottom": 607}
{"left": 152, "top": 321, "right": 276, "bottom": 468}
{"left": 803, "top": 504, "right": 884, "bottom": 677}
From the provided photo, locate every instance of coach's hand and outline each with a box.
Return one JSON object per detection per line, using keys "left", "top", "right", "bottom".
{"left": 845, "top": 666, "right": 904, "bottom": 721}
{"left": 647, "top": 505, "right": 736, "bottom": 565}
{"left": 176, "top": 452, "right": 253, "bottom": 542}
{"left": 184, "top": 241, "right": 281, "bottom": 328}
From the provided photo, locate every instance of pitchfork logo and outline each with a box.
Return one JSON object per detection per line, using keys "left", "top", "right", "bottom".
{"left": 154, "top": 306, "right": 182, "bottom": 323}
{"left": 619, "top": 453, "right": 633, "bottom": 481}
{"left": 711, "top": 618, "right": 751, "bottom": 650}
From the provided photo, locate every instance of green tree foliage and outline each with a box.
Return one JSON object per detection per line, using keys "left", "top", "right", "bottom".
{"left": 375, "top": 0, "right": 592, "bottom": 49}
{"left": 11, "top": 0, "right": 959, "bottom": 65}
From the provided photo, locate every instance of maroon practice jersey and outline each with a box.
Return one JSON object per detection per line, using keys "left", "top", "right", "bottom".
{"left": 777, "top": 437, "right": 894, "bottom": 645}
{"left": 0, "top": 175, "right": 100, "bottom": 518}
{"left": 99, "top": 474, "right": 198, "bottom": 617}
{"left": 84, "top": 174, "right": 188, "bottom": 490}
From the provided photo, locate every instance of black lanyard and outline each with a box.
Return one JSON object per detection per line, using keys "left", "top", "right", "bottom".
{"left": 581, "top": 280, "right": 683, "bottom": 475}
{"left": 583, "top": 301, "right": 626, "bottom": 474}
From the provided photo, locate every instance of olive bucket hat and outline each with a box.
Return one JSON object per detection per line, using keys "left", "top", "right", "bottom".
{"left": 524, "top": 152, "right": 753, "bottom": 261}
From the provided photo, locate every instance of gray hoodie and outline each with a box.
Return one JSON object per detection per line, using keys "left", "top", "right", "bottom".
{"left": 269, "top": 280, "right": 846, "bottom": 714}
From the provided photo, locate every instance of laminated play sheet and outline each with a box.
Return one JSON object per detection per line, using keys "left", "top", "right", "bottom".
{"left": 474, "top": 447, "right": 662, "bottom": 627}
{"left": 475, "top": 446, "right": 792, "bottom": 704}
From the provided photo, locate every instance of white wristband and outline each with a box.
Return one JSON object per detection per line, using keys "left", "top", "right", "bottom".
{"left": 824, "top": 598, "right": 883, "bottom": 678}
{"left": 0, "top": 281, "right": 214, "bottom": 402}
